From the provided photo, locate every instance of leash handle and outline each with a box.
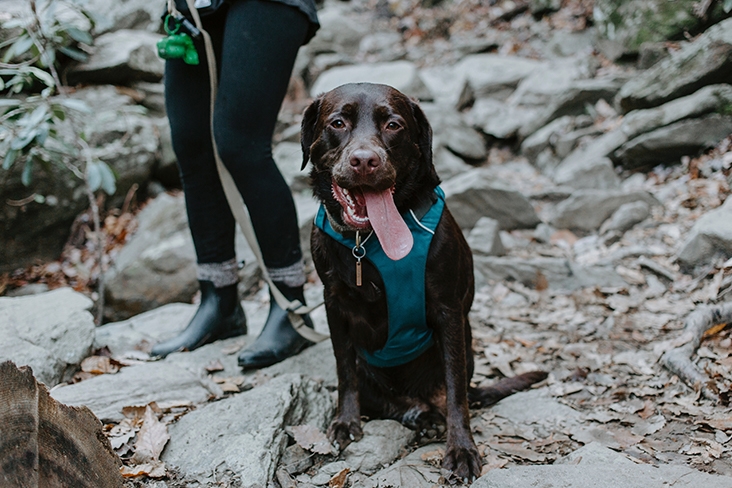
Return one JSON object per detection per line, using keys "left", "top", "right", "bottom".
{"left": 180, "top": 0, "right": 328, "bottom": 343}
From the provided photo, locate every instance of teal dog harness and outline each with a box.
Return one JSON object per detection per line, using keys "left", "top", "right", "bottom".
{"left": 315, "top": 187, "right": 446, "bottom": 368}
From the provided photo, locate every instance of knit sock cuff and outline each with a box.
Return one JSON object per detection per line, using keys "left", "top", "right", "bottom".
{"left": 197, "top": 258, "right": 239, "bottom": 288}
{"left": 268, "top": 259, "right": 306, "bottom": 288}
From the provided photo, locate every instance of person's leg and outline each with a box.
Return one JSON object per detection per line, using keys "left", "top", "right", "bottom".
{"left": 151, "top": 11, "right": 246, "bottom": 357}
{"left": 212, "top": 0, "right": 313, "bottom": 369}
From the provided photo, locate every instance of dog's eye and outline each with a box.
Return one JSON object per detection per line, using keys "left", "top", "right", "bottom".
{"left": 386, "top": 121, "right": 401, "bottom": 131}
{"left": 331, "top": 119, "right": 346, "bottom": 129}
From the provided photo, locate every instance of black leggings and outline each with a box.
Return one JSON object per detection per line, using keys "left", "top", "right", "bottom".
{"left": 164, "top": 0, "right": 309, "bottom": 268}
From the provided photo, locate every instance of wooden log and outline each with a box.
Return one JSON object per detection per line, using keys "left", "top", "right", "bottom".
{"left": 0, "top": 361, "right": 123, "bottom": 488}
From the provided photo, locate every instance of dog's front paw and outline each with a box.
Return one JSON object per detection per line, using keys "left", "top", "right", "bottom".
{"left": 327, "top": 417, "right": 363, "bottom": 451}
{"left": 443, "top": 443, "right": 482, "bottom": 483}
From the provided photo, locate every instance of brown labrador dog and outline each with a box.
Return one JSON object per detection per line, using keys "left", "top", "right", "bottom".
{"left": 301, "top": 83, "right": 545, "bottom": 482}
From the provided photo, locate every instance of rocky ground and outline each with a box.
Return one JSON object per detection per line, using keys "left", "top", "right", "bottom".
{"left": 3, "top": 0, "right": 732, "bottom": 486}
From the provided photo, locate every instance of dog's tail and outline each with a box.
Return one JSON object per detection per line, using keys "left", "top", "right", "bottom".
{"left": 468, "top": 371, "right": 548, "bottom": 408}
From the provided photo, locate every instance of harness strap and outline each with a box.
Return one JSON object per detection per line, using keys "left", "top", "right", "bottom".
{"left": 181, "top": 0, "right": 328, "bottom": 343}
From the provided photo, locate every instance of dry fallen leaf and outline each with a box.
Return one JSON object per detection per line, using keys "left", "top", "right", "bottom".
{"left": 120, "top": 460, "right": 166, "bottom": 479}
{"left": 290, "top": 424, "right": 333, "bottom": 455}
{"left": 130, "top": 406, "right": 170, "bottom": 465}
{"left": 328, "top": 467, "right": 350, "bottom": 488}
{"left": 81, "top": 355, "right": 120, "bottom": 375}
{"left": 205, "top": 359, "right": 225, "bottom": 372}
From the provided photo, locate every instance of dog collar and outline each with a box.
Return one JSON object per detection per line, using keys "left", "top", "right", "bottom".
{"left": 314, "top": 187, "right": 446, "bottom": 367}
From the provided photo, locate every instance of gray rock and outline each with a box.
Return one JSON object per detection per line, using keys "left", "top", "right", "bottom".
{"left": 310, "top": 61, "right": 430, "bottom": 100}
{"left": 678, "top": 198, "right": 732, "bottom": 268}
{"left": 354, "top": 444, "right": 445, "bottom": 488}
{"left": 614, "top": 114, "right": 732, "bottom": 170}
{"left": 150, "top": 116, "right": 180, "bottom": 188}
{"left": 529, "top": 0, "right": 561, "bottom": 16}
{"left": 455, "top": 54, "right": 548, "bottom": 100}
{"left": 73, "top": 0, "right": 164, "bottom": 33}
{"left": 0, "top": 288, "right": 94, "bottom": 387}
{"left": 68, "top": 29, "right": 164, "bottom": 85}
{"left": 274, "top": 142, "right": 312, "bottom": 192}
{"left": 520, "top": 116, "right": 576, "bottom": 163}
{"left": 473, "top": 461, "right": 732, "bottom": 488}
{"left": 51, "top": 359, "right": 218, "bottom": 422}
{"left": 468, "top": 217, "right": 506, "bottom": 256}
{"left": 358, "top": 32, "right": 406, "bottom": 62}
{"left": 132, "top": 81, "right": 167, "bottom": 116}
{"left": 593, "top": 0, "right": 729, "bottom": 59}
{"left": 433, "top": 146, "right": 475, "bottom": 180}
{"left": 620, "top": 84, "right": 732, "bottom": 140}
{"left": 599, "top": 201, "right": 651, "bottom": 235}
{"left": 553, "top": 125, "right": 605, "bottom": 160}
{"left": 342, "top": 420, "right": 416, "bottom": 474}
{"left": 442, "top": 169, "right": 541, "bottom": 231}
{"left": 306, "top": 4, "right": 370, "bottom": 57}
{"left": 509, "top": 56, "right": 598, "bottom": 109}
{"left": 103, "top": 193, "right": 262, "bottom": 321}
{"left": 419, "top": 65, "right": 472, "bottom": 108}
{"left": 555, "top": 442, "right": 635, "bottom": 466}
{"left": 421, "top": 104, "right": 487, "bottom": 161}
{"left": 491, "top": 389, "right": 582, "bottom": 426}
{"left": 519, "top": 76, "right": 626, "bottom": 139}
{"left": 467, "top": 98, "right": 539, "bottom": 140}
{"left": 616, "top": 18, "right": 732, "bottom": 113}
{"left": 162, "top": 374, "right": 334, "bottom": 488}
{"left": 473, "top": 256, "right": 626, "bottom": 290}
{"left": 550, "top": 189, "right": 658, "bottom": 231}
{"left": 553, "top": 156, "right": 620, "bottom": 190}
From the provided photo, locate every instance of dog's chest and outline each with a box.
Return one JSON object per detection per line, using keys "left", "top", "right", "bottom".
{"left": 315, "top": 188, "right": 446, "bottom": 367}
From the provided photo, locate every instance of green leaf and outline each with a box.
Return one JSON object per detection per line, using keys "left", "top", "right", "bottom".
{"left": 65, "top": 26, "right": 94, "bottom": 46}
{"left": 35, "top": 122, "right": 50, "bottom": 145}
{"left": 28, "top": 67, "right": 55, "bottom": 87}
{"left": 34, "top": 193, "right": 46, "bottom": 204}
{"left": 0, "top": 99, "right": 20, "bottom": 108}
{"left": 725, "top": 0, "right": 732, "bottom": 13}
{"left": 98, "top": 161, "right": 117, "bottom": 195}
{"left": 10, "top": 130, "right": 36, "bottom": 150}
{"left": 57, "top": 98, "right": 91, "bottom": 113}
{"left": 86, "top": 160, "right": 102, "bottom": 192}
{"left": 5, "top": 34, "right": 34, "bottom": 62}
{"left": 21, "top": 158, "right": 33, "bottom": 186}
{"left": 3, "top": 148, "right": 18, "bottom": 170}
{"left": 26, "top": 104, "right": 49, "bottom": 127}
{"left": 2, "top": 19, "right": 27, "bottom": 29}
{"left": 58, "top": 45, "right": 89, "bottom": 62}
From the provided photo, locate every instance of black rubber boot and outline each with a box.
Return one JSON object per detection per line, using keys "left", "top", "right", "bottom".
{"left": 237, "top": 283, "right": 315, "bottom": 370}
{"left": 151, "top": 280, "right": 247, "bottom": 358}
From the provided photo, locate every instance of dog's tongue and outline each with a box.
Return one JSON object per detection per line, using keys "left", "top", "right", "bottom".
{"left": 363, "top": 188, "right": 413, "bottom": 260}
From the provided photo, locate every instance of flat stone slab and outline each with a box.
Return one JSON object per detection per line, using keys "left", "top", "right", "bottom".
{"left": 50, "top": 360, "right": 219, "bottom": 422}
{"left": 472, "top": 462, "right": 732, "bottom": 488}
{"left": 162, "top": 373, "right": 334, "bottom": 487}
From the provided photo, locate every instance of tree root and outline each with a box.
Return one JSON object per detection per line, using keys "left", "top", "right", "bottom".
{"left": 661, "top": 302, "right": 732, "bottom": 401}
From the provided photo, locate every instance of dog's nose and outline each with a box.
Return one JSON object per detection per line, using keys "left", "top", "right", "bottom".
{"left": 349, "top": 149, "right": 380, "bottom": 173}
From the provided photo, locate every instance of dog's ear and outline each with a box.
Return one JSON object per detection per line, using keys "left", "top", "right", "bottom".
{"left": 300, "top": 96, "right": 322, "bottom": 171}
{"left": 410, "top": 99, "right": 438, "bottom": 181}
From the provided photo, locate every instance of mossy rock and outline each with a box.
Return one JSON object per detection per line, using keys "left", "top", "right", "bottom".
{"left": 594, "top": 0, "right": 730, "bottom": 58}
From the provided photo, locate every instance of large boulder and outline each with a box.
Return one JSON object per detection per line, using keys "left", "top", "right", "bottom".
{"left": 162, "top": 374, "right": 334, "bottom": 487}
{"left": 550, "top": 190, "right": 658, "bottom": 231}
{"left": 593, "top": 0, "right": 730, "bottom": 59}
{"left": 70, "top": 0, "right": 164, "bottom": 34}
{"left": 0, "top": 288, "right": 95, "bottom": 387}
{"left": 0, "top": 86, "right": 160, "bottom": 272}
{"left": 310, "top": 61, "right": 431, "bottom": 100}
{"left": 616, "top": 18, "right": 732, "bottom": 113}
{"left": 67, "top": 29, "right": 164, "bottom": 85}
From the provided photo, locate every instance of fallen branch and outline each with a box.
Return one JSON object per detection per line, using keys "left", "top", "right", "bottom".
{"left": 661, "top": 302, "right": 732, "bottom": 401}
